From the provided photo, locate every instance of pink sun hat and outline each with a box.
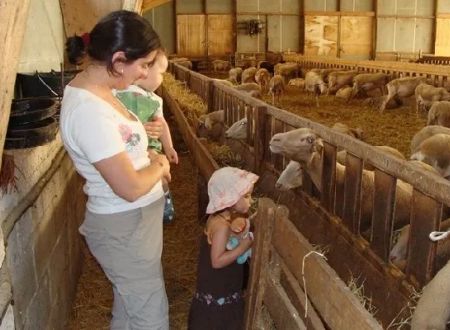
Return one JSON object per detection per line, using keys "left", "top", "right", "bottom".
{"left": 206, "top": 167, "right": 259, "bottom": 214}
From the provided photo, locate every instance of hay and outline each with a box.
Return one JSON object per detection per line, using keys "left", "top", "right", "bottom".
{"left": 0, "top": 152, "right": 19, "bottom": 195}
{"left": 200, "top": 140, "right": 245, "bottom": 168}
{"left": 261, "top": 86, "right": 426, "bottom": 158}
{"left": 386, "top": 289, "right": 421, "bottom": 330}
{"left": 163, "top": 73, "right": 208, "bottom": 122}
{"left": 347, "top": 274, "right": 377, "bottom": 317}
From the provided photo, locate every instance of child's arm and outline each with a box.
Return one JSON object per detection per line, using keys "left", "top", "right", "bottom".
{"left": 210, "top": 222, "right": 253, "bottom": 269}
{"left": 158, "top": 116, "right": 179, "bottom": 164}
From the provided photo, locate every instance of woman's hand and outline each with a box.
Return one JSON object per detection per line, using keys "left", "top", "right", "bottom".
{"left": 144, "top": 118, "right": 163, "bottom": 139}
{"left": 165, "top": 147, "right": 179, "bottom": 164}
{"left": 152, "top": 154, "right": 171, "bottom": 183}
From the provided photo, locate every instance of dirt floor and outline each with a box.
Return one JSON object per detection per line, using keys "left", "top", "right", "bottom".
{"left": 202, "top": 70, "right": 428, "bottom": 158}
{"left": 68, "top": 115, "right": 202, "bottom": 330}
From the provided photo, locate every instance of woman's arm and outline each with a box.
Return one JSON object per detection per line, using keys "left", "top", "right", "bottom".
{"left": 94, "top": 152, "right": 171, "bottom": 202}
{"left": 158, "top": 117, "right": 178, "bottom": 164}
{"left": 209, "top": 223, "right": 253, "bottom": 269}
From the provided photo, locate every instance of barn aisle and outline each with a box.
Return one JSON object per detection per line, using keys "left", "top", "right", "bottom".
{"left": 68, "top": 116, "right": 202, "bottom": 330}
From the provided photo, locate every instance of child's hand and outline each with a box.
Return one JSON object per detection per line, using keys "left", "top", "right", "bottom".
{"left": 165, "top": 147, "right": 179, "bottom": 164}
{"left": 144, "top": 118, "right": 163, "bottom": 138}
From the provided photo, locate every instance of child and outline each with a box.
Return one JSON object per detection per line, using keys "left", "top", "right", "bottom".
{"left": 116, "top": 51, "right": 178, "bottom": 223}
{"left": 189, "top": 167, "right": 258, "bottom": 330}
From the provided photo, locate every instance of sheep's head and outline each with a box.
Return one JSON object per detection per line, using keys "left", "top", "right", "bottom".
{"left": 275, "top": 161, "right": 303, "bottom": 191}
{"left": 269, "top": 128, "right": 320, "bottom": 163}
{"left": 225, "top": 118, "right": 247, "bottom": 140}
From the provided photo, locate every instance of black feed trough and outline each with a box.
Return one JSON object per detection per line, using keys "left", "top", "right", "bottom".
{"left": 5, "top": 117, "right": 58, "bottom": 150}
{"left": 9, "top": 97, "right": 59, "bottom": 126}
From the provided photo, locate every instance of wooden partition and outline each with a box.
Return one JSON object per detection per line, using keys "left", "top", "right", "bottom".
{"left": 167, "top": 61, "right": 450, "bottom": 326}
{"left": 246, "top": 198, "right": 382, "bottom": 329}
{"left": 283, "top": 53, "right": 450, "bottom": 86}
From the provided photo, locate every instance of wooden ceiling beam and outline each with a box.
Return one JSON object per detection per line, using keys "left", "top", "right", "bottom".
{"left": 142, "top": 0, "right": 171, "bottom": 12}
{"left": 122, "top": 0, "right": 144, "bottom": 13}
{"left": 0, "top": 0, "right": 32, "bottom": 170}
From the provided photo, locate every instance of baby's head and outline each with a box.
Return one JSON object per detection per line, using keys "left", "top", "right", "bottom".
{"left": 135, "top": 50, "right": 168, "bottom": 92}
{"left": 206, "top": 167, "right": 259, "bottom": 215}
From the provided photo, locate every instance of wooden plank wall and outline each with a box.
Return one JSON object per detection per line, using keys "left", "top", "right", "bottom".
{"left": 0, "top": 0, "right": 31, "bottom": 170}
{"left": 60, "top": 0, "right": 122, "bottom": 37}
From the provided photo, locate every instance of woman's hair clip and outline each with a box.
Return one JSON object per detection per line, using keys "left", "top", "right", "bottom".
{"left": 81, "top": 32, "right": 90, "bottom": 48}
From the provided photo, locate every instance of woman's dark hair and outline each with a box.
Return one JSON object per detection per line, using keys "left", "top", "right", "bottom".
{"left": 66, "top": 10, "right": 162, "bottom": 74}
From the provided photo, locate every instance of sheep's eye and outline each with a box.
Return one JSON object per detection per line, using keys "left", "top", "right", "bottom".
{"left": 306, "top": 136, "right": 314, "bottom": 144}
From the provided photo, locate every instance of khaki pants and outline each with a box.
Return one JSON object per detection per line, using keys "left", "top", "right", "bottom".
{"left": 80, "top": 198, "right": 169, "bottom": 330}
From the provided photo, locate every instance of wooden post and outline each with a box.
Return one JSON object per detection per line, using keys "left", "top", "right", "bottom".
{"left": 370, "top": 170, "right": 396, "bottom": 262}
{"left": 244, "top": 198, "right": 276, "bottom": 330}
{"left": 0, "top": 1, "right": 32, "bottom": 170}
{"left": 207, "top": 80, "right": 215, "bottom": 113}
{"left": 253, "top": 106, "right": 266, "bottom": 174}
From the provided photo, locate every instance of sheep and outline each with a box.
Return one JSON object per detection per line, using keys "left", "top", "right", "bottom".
{"left": 415, "top": 83, "right": 450, "bottom": 113}
{"left": 211, "top": 59, "right": 230, "bottom": 72}
{"left": 274, "top": 62, "right": 299, "bottom": 83}
{"left": 379, "top": 76, "right": 427, "bottom": 112}
{"left": 351, "top": 73, "right": 390, "bottom": 99}
{"left": 257, "top": 60, "right": 275, "bottom": 75}
{"left": 305, "top": 70, "right": 328, "bottom": 107}
{"left": 390, "top": 213, "right": 448, "bottom": 271}
{"left": 336, "top": 146, "right": 405, "bottom": 170}
{"left": 234, "top": 83, "right": 261, "bottom": 98}
{"left": 212, "top": 78, "right": 234, "bottom": 87}
{"left": 327, "top": 70, "right": 359, "bottom": 95}
{"left": 288, "top": 78, "right": 305, "bottom": 89}
{"left": 410, "top": 125, "right": 450, "bottom": 154}
{"left": 171, "top": 57, "right": 193, "bottom": 70}
{"left": 241, "top": 67, "right": 258, "bottom": 84}
{"left": 411, "top": 259, "right": 450, "bottom": 330}
{"left": 268, "top": 75, "right": 286, "bottom": 105}
{"left": 335, "top": 86, "right": 353, "bottom": 102}
{"left": 197, "top": 110, "right": 225, "bottom": 142}
{"left": 331, "top": 122, "right": 364, "bottom": 140}
{"left": 275, "top": 160, "right": 303, "bottom": 191}
{"left": 228, "top": 67, "right": 243, "bottom": 84}
{"left": 225, "top": 117, "right": 247, "bottom": 140}
{"left": 255, "top": 68, "right": 271, "bottom": 93}
{"left": 427, "top": 101, "right": 450, "bottom": 127}
{"left": 270, "top": 128, "right": 413, "bottom": 230}
{"left": 411, "top": 133, "right": 450, "bottom": 178}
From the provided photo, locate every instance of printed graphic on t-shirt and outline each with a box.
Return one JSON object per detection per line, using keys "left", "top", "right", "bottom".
{"left": 118, "top": 123, "right": 141, "bottom": 151}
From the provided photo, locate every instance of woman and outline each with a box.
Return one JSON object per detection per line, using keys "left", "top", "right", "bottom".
{"left": 61, "top": 10, "right": 170, "bottom": 329}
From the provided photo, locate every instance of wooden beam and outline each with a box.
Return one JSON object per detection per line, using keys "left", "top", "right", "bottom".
{"left": 0, "top": 0, "right": 32, "bottom": 170}
{"left": 142, "top": 0, "right": 171, "bottom": 12}
{"left": 122, "top": 0, "right": 144, "bottom": 13}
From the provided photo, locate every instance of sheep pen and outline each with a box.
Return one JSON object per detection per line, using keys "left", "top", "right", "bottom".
{"left": 202, "top": 69, "right": 427, "bottom": 158}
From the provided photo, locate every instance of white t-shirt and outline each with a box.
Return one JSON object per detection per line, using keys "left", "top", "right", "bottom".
{"left": 60, "top": 85, "right": 164, "bottom": 214}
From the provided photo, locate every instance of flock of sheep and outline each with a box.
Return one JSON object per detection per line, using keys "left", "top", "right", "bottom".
{"left": 174, "top": 57, "right": 450, "bottom": 328}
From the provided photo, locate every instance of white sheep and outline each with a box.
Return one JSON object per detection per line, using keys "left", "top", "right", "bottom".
{"left": 411, "top": 133, "right": 450, "bottom": 178}
{"left": 275, "top": 160, "right": 303, "bottom": 191}
{"left": 351, "top": 73, "right": 390, "bottom": 99}
{"left": 228, "top": 67, "right": 243, "bottom": 84}
{"left": 288, "top": 78, "right": 305, "bottom": 89}
{"left": 197, "top": 110, "right": 225, "bottom": 142}
{"left": 270, "top": 129, "right": 413, "bottom": 230}
{"left": 268, "top": 75, "right": 285, "bottom": 105}
{"left": 415, "top": 83, "right": 450, "bottom": 113}
{"left": 234, "top": 83, "right": 261, "bottom": 98}
{"left": 335, "top": 86, "right": 353, "bottom": 102}
{"left": 225, "top": 117, "right": 247, "bottom": 140}
{"left": 410, "top": 125, "right": 450, "bottom": 154}
{"left": 379, "top": 76, "right": 427, "bottom": 112}
{"left": 212, "top": 59, "right": 230, "bottom": 72}
{"left": 427, "top": 101, "right": 450, "bottom": 127}
{"left": 255, "top": 68, "right": 271, "bottom": 93}
{"left": 241, "top": 67, "right": 257, "bottom": 84}
{"left": 331, "top": 122, "right": 364, "bottom": 140}
{"left": 411, "top": 259, "right": 450, "bottom": 329}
